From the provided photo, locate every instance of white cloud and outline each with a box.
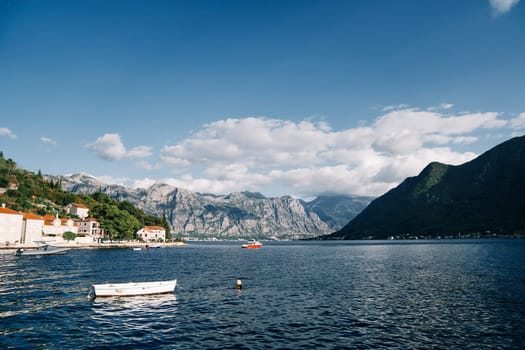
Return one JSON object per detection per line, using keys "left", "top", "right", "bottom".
{"left": 154, "top": 107, "right": 509, "bottom": 197}
{"left": 382, "top": 104, "right": 410, "bottom": 111}
{"left": 127, "top": 146, "right": 153, "bottom": 158}
{"left": 160, "top": 117, "right": 338, "bottom": 169}
{"left": 0, "top": 128, "right": 17, "bottom": 139}
{"left": 135, "top": 160, "right": 162, "bottom": 170}
{"left": 428, "top": 103, "right": 454, "bottom": 111}
{"left": 40, "top": 137, "right": 56, "bottom": 145}
{"left": 87, "top": 133, "right": 152, "bottom": 161}
{"left": 161, "top": 174, "right": 252, "bottom": 195}
{"left": 489, "top": 0, "right": 520, "bottom": 15}
{"left": 371, "top": 109, "right": 504, "bottom": 155}
{"left": 132, "top": 177, "right": 157, "bottom": 189}
{"left": 95, "top": 175, "right": 132, "bottom": 187}
{"left": 509, "top": 113, "right": 525, "bottom": 129}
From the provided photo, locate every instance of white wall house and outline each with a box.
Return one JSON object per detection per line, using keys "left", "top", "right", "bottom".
{"left": 136, "top": 226, "right": 166, "bottom": 242}
{"left": 42, "top": 214, "right": 78, "bottom": 242}
{"left": 61, "top": 218, "right": 78, "bottom": 234}
{"left": 43, "top": 214, "right": 63, "bottom": 239}
{"left": 65, "top": 203, "right": 89, "bottom": 219}
{"left": 21, "top": 213, "right": 44, "bottom": 244}
{"left": 0, "top": 206, "right": 23, "bottom": 244}
{"left": 0, "top": 205, "right": 104, "bottom": 245}
{"left": 76, "top": 218, "right": 104, "bottom": 243}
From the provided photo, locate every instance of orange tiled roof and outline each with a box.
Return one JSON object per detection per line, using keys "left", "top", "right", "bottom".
{"left": 80, "top": 217, "right": 98, "bottom": 222}
{"left": 0, "top": 207, "right": 22, "bottom": 215}
{"left": 71, "top": 203, "right": 89, "bottom": 209}
{"left": 24, "top": 213, "right": 43, "bottom": 220}
{"left": 144, "top": 225, "right": 165, "bottom": 231}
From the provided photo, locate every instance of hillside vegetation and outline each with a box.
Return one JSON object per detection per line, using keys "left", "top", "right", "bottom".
{"left": 0, "top": 151, "right": 170, "bottom": 240}
{"left": 329, "top": 135, "right": 525, "bottom": 239}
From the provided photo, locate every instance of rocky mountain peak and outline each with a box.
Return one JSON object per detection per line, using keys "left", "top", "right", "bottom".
{"left": 59, "top": 173, "right": 371, "bottom": 240}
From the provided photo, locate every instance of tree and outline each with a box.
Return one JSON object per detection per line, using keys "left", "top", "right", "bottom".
{"left": 91, "top": 203, "right": 141, "bottom": 240}
{"left": 63, "top": 231, "right": 76, "bottom": 241}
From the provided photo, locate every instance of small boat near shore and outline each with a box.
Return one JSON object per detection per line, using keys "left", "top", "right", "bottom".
{"left": 147, "top": 244, "right": 162, "bottom": 249}
{"left": 92, "top": 279, "right": 177, "bottom": 297}
{"left": 15, "top": 244, "right": 70, "bottom": 256}
{"left": 242, "top": 240, "right": 262, "bottom": 249}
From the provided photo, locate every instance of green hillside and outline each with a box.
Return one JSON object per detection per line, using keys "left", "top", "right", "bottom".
{"left": 0, "top": 151, "right": 170, "bottom": 240}
{"left": 329, "top": 135, "right": 525, "bottom": 239}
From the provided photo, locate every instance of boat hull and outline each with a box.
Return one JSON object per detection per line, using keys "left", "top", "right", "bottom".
{"left": 242, "top": 243, "right": 262, "bottom": 249}
{"left": 92, "top": 279, "right": 177, "bottom": 297}
{"left": 15, "top": 246, "right": 70, "bottom": 256}
{"left": 242, "top": 239, "right": 263, "bottom": 249}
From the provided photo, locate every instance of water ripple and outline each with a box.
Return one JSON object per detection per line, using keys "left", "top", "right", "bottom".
{"left": 1, "top": 241, "right": 525, "bottom": 349}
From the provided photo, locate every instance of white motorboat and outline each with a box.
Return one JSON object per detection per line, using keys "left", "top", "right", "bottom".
{"left": 92, "top": 279, "right": 177, "bottom": 297}
{"left": 15, "top": 244, "right": 70, "bottom": 256}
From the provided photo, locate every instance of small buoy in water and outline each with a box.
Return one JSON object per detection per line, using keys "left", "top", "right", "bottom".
{"left": 236, "top": 279, "right": 243, "bottom": 289}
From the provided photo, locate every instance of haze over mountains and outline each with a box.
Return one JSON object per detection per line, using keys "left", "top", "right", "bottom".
{"left": 329, "top": 135, "right": 525, "bottom": 240}
{"left": 59, "top": 174, "right": 372, "bottom": 240}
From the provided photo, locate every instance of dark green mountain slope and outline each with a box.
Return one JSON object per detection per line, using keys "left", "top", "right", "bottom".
{"left": 329, "top": 135, "right": 525, "bottom": 239}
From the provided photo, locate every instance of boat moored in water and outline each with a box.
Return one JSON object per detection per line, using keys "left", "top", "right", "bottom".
{"left": 92, "top": 279, "right": 177, "bottom": 297}
{"left": 15, "top": 244, "right": 70, "bottom": 256}
{"left": 242, "top": 240, "right": 263, "bottom": 249}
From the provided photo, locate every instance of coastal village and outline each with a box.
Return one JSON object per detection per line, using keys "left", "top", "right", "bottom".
{"left": 0, "top": 202, "right": 167, "bottom": 247}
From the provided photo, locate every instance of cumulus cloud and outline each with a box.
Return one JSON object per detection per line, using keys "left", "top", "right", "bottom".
{"left": 154, "top": 107, "right": 510, "bottom": 197}
{"left": 489, "top": 0, "right": 520, "bottom": 15}
{"left": 160, "top": 117, "right": 338, "bottom": 169}
{"left": 87, "top": 133, "right": 152, "bottom": 160}
{"left": 371, "top": 109, "right": 504, "bottom": 155}
{"left": 40, "top": 137, "right": 56, "bottom": 145}
{"left": 0, "top": 128, "right": 17, "bottom": 139}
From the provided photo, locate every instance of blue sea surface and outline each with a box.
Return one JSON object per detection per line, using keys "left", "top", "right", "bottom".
{"left": 1, "top": 239, "right": 524, "bottom": 349}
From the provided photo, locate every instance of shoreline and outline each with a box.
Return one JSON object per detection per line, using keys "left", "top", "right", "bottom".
{"left": 0, "top": 241, "right": 187, "bottom": 252}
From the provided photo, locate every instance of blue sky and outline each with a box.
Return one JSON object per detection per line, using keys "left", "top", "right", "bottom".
{"left": 1, "top": 0, "right": 524, "bottom": 198}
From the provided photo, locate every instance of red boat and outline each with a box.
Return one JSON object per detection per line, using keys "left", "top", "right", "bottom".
{"left": 242, "top": 240, "right": 262, "bottom": 249}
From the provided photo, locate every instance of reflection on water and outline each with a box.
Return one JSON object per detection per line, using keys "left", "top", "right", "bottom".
{"left": 92, "top": 294, "right": 178, "bottom": 317}
{"left": 89, "top": 295, "right": 179, "bottom": 345}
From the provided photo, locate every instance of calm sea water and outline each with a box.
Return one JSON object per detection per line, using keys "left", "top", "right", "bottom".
{"left": 1, "top": 240, "right": 524, "bottom": 349}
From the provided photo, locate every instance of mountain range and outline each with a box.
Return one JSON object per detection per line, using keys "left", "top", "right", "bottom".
{"left": 329, "top": 135, "right": 525, "bottom": 240}
{"left": 59, "top": 174, "right": 372, "bottom": 240}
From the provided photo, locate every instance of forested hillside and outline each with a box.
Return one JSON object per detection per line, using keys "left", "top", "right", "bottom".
{"left": 329, "top": 135, "right": 525, "bottom": 239}
{"left": 0, "top": 151, "right": 170, "bottom": 240}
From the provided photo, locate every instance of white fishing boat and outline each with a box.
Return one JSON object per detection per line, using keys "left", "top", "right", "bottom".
{"left": 92, "top": 279, "right": 177, "bottom": 297}
{"left": 15, "top": 244, "right": 70, "bottom": 256}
